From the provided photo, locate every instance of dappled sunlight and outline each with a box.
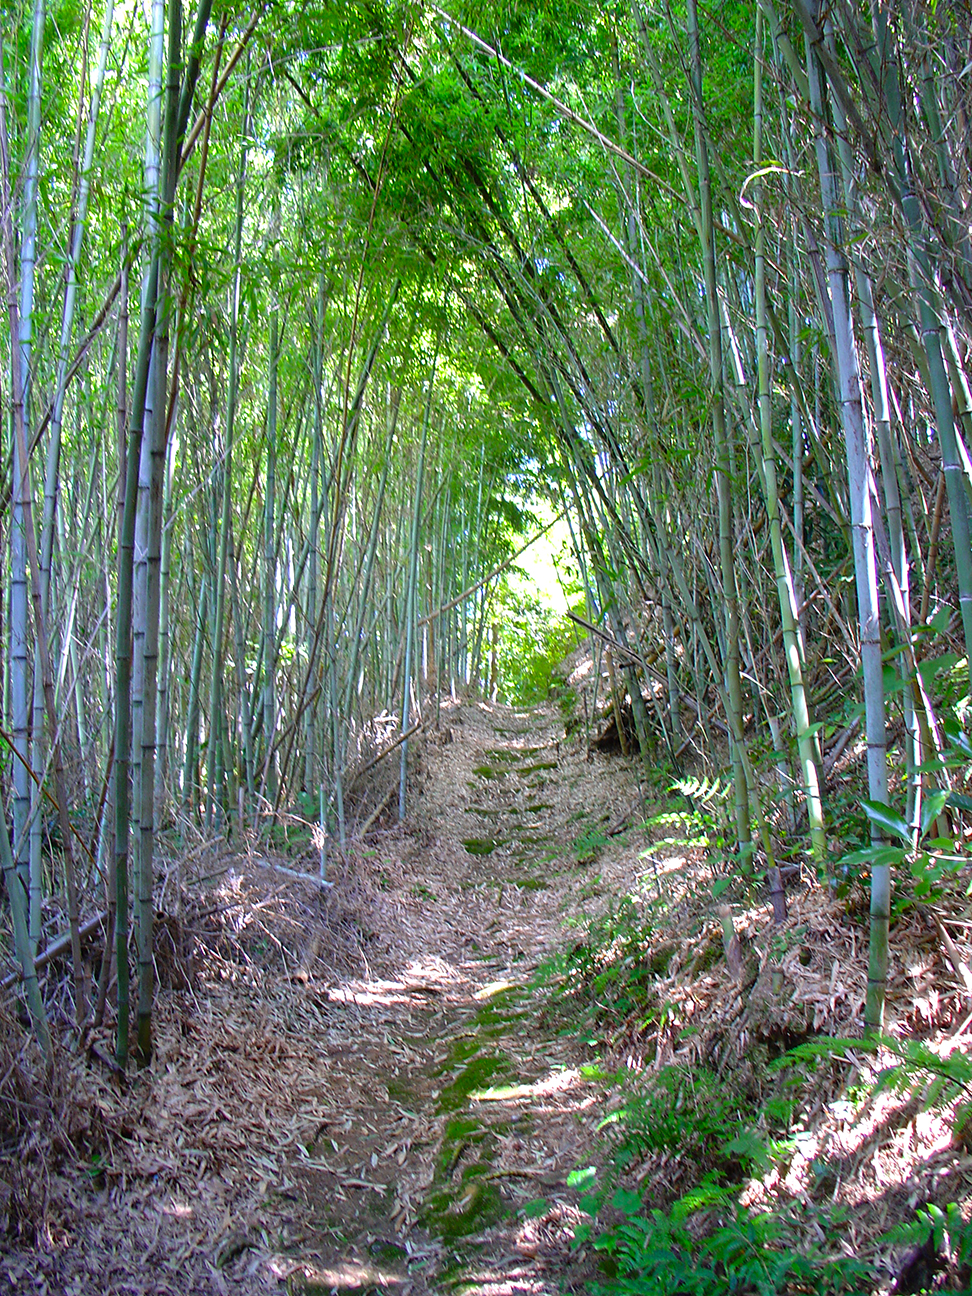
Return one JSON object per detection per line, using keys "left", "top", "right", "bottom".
{"left": 281, "top": 1258, "right": 406, "bottom": 1289}
{"left": 436, "top": 1272, "right": 548, "bottom": 1295}
{"left": 2, "top": 0, "right": 970, "bottom": 1288}
{"left": 471, "top": 1067, "right": 583, "bottom": 1104}
{"left": 475, "top": 979, "right": 519, "bottom": 1000}
{"left": 161, "top": 1200, "right": 195, "bottom": 1220}
{"left": 326, "top": 982, "right": 421, "bottom": 1007}
{"left": 11, "top": 686, "right": 970, "bottom": 1294}
{"left": 328, "top": 954, "right": 465, "bottom": 1006}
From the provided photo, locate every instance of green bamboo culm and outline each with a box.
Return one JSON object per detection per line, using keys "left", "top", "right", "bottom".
{"left": 804, "top": 14, "right": 889, "bottom": 1035}
{"left": 685, "top": 0, "right": 750, "bottom": 857}
{"left": 207, "top": 59, "right": 249, "bottom": 833}
{"left": 112, "top": 248, "right": 159, "bottom": 1068}
{"left": 399, "top": 382, "right": 432, "bottom": 820}
{"left": 753, "top": 7, "right": 826, "bottom": 860}
{"left": 0, "top": 826, "right": 51, "bottom": 1063}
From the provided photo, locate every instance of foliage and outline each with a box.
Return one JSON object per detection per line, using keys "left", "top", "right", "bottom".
{"left": 570, "top": 1070, "right": 868, "bottom": 1296}
{"left": 882, "top": 1202, "right": 972, "bottom": 1294}
{"left": 833, "top": 789, "right": 966, "bottom": 910}
{"left": 492, "top": 581, "right": 582, "bottom": 704}
{"left": 777, "top": 1034, "right": 972, "bottom": 1130}
{"left": 574, "top": 825, "right": 611, "bottom": 864}
{"left": 670, "top": 776, "right": 740, "bottom": 885}
{"left": 554, "top": 893, "right": 658, "bottom": 1019}
{"left": 549, "top": 941, "right": 883, "bottom": 1293}
{"left": 597, "top": 1066, "right": 756, "bottom": 1178}
{"left": 5, "top": 0, "right": 972, "bottom": 1111}
{"left": 584, "top": 1181, "right": 869, "bottom": 1296}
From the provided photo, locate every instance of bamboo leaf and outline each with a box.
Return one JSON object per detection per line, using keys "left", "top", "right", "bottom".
{"left": 917, "top": 652, "right": 961, "bottom": 686}
{"left": 839, "top": 845, "right": 905, "bottom": 869}
{"left": 944, "top": 719, "right": 972, "bottom": 759}
{"left": 861, "top": 800, "right": 912, "bottom": 843}
{"left": 920, "top": 790, "right": 949, "bottom": 837}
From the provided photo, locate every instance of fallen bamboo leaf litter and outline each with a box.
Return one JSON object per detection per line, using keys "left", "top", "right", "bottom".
{"left": 3, "top": 682, "right": 972, "bottom": 1292}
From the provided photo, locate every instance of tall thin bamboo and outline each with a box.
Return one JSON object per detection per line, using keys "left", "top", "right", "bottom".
{"left": 263, "top": 230, "right": 279, "bottom": 802}
{"left": 34, "top": 0, "right": 116, "bottom": 854}
{"left": 131, "top": 0, "right": 166, "bottom": 858}
{"left": 0, "top": 107, "right": 86, "bottom": 1029}
{"left": 207, "top": 68, "right": 249, "bottom": 831}
{"left": 826, "top": 53, "right": 921, "bottom": 829}
{"left": 753, "top": 12, "right": 825, "bottom": 858}
{"left": 399, "top": 398, "right": 432, "bottom": 820}
{"left": 687, "top": 0, "right": 750, "bottom": 850}
{"left": 131, "top": 0, "right": 192, "bottom": 1064}
{"left": 10, "top": 0, "right": 44, "bottom": 927}
{"left": 182, "top": 574, "right": 208, "bottom": 810}
{"left": 0, "top": 820, "right": 50, "bottom": 1061}
{"left": 342, "top": 398, "right": 398, "bottom": 724}
{"left": 304, "top": 275, "right": 327, "bottom": 790}
{"left": 156, "top": 431, "right": 175, "bottom": 814}
{"left": 806, "top": 27, "right": 889, "bottom": 1033}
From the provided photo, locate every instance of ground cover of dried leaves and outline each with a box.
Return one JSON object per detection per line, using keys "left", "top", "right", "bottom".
{"left": 2, "top": 668, "right": 972, "bottom": 1294}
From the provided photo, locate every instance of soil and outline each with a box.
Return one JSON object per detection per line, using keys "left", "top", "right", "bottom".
{"left": 267, "top": 696, "right": 641, "bottom": 1295}
{"left": 1, "top": 693, "right": 655, "bottom": 1295}
{"left": 4, "top": 684, "right": 972, "bottom": 1295}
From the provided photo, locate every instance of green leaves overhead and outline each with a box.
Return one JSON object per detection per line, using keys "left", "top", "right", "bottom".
{"left": 5, "top": 0, "right": 972, "bottom": 959}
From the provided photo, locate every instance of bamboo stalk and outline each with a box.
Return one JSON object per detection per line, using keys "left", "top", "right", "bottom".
{"left": 207, "top": 64, "right": 250, "bottom": 834}
{"left": 806, "top": 19, "right": 888, "bottom": 1033}
{"left": 752, "top": 12, "right": 825, "bottom": 858}
{"left": 686, "top": 0, "right": 749, "bottom": 852}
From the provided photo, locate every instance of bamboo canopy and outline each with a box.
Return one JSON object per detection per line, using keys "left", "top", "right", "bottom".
{"left": 0, "top": 0, "right": 970, "bottom": 1057}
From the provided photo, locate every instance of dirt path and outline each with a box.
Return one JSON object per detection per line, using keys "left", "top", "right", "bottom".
{"left": 11, "top": 693, "right": 970, "bottom": 1294}
{"left": 277, "top": 697, "right": 646, "bottom": 1294}
{"left": 3, "top": 694, "right": 649, "bottom": 1295}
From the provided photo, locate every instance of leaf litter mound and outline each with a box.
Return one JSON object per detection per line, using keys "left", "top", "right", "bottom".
{"left": 1, "top": 665, "right": 972, "bottom": 1293}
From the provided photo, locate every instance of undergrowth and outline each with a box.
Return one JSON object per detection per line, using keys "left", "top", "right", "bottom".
{"left": 579, "top": 1180, "right": 871, "bottom": 1295}
{"left": 564, "top": 1057, "right": 876, "bottom": 1296}
{"left": 0, "top": 999, "right": 102, "bottom": 1247}
{"left": 556, "top": 894, "right": 660, "bottom": 1022}
{"left": 542, "top": 864, "right": 972, "bottom": 1296}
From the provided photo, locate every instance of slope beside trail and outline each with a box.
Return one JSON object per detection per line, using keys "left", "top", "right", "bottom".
{"left": 3, "top": 693, "right": 650, "bottom": 1296}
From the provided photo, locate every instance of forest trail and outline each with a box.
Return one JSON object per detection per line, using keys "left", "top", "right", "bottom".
{"left": 6, "top": 690, "right": 650, "bottom": 1296}
{"left": 10, "top": 691, "right": 972, "bottom": 1295}
{"left": 279, "top": 695, "right": 644, "bottom": 1295}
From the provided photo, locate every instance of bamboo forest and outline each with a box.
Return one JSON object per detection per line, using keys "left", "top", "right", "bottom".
{"left": 3, "top": 0, "right": 972, "bottom": 1291}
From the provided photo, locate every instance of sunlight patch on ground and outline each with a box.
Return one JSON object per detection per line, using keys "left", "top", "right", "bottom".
{"left": 475, "top": 979, "right": 518, "bottom": 1000}
{"left": 402, "top": 955, "right": 463, "bottom": 986}
{"left": 739, "top": 1081, "right": 961, "bottom": 1214}
{"left": 472, "top": 1068, "right": 581, "bottom": 1103}
{"left": 327, "top": 983, "right": 417, "bottom": 1007}
{"left": 656, "top": 853, "right": 686, "bottom": 872}
{"left": 448, "top": 1271, "right": 547, "bottom": 1295}
{"left": 328, "top": 955, "right": 464, "bottom": 1006}
{"left": 280, "top": 1259, "right": 403, "bottom": 1289}
{"left": 161, "top": 1201, "right": 194, "bottom": 1219}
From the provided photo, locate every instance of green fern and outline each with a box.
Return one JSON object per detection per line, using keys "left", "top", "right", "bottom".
{"left": 674, "top": 775, "right": 732, "bottom": 805}
{"left": 777, "top": 1034, "right": 972, "bottom": 1119}
{"left": 881, "top": 1203, "right": 972, "bottom": 1294}
{"left": 588, "top": 1181, "right": 870, "bottom": 1296}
